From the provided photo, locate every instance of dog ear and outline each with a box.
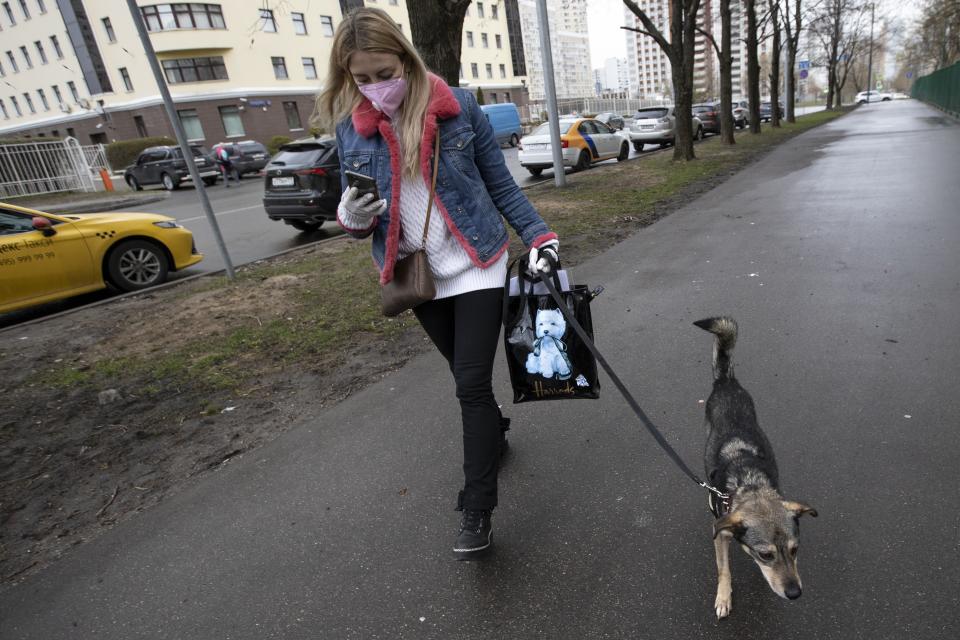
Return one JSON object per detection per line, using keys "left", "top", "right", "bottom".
{"left": 713, "top": 512, "right": 744, "bottom": 539}
{"left": 783, "top": 501, "right": 818, "bottom": 518}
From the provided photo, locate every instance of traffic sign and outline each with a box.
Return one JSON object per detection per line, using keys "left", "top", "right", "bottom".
{"left": 799, "top": 60, "right": 810, "bottom": 71}
{"left": 799, "top": 69, "right": 809, "bottom": 80}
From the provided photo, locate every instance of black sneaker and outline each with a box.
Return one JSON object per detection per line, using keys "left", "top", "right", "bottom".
{"left": 454, "top": 509, "right": 492, "bottom": 560}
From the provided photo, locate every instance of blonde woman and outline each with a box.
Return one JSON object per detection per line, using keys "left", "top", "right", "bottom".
{"left": 316, "top": 8, "right": 559, "bottom": 560}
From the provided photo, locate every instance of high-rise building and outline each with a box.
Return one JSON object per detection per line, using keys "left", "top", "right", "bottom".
{"left": 623, "top": 0, "right": 672, "bottom": 100}
{"left": 517, "top": 0, "right": 592, "bottom": 100}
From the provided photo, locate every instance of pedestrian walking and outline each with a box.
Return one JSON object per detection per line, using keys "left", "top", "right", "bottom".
{"left": 315, "top": 7, "right": 559, "bottom": 560}
{"left": 215, "top": 144, "right": 237, "bottom": 188}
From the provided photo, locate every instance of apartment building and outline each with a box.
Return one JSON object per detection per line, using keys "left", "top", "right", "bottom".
{"left": 0, "top": 0, "right": 531, "bottom": 145}
{"left": 516, "top": 0, "right": 591, "bottom": 100}
{"left": 624, "top": 0, "right": 747, "bottom": 102}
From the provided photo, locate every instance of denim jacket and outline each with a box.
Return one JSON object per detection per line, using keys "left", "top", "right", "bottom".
{"left": 335, "top": 74, "right": 556, "bottom": 284}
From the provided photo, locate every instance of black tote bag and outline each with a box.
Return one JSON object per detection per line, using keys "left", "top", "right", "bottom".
{"left": 502, "top": 257, "right": 600, "bottom": 403}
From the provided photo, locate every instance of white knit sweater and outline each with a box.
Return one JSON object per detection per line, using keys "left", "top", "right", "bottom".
{"left": 339, "top": 174, "right": 507, "bottom": 300}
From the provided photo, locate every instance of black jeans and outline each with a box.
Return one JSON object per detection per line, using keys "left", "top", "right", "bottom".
{"left": 413, "top": 287, "right": 505, "bottom": 512}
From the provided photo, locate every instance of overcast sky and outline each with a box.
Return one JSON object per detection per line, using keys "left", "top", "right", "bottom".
{"left": 586, "top": 0, "right": 924, "bottom": 71}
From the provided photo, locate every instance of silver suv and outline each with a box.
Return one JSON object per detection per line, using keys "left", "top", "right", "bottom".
{"left": 627, "top": 106, "right": 704, "bottom": 152}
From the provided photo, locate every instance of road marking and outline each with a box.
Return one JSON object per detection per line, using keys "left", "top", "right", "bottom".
{"left": 177, "top": 203, "right": 263, "bottom": 223}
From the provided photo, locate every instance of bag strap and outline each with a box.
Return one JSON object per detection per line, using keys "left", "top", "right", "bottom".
{"left": 420, "top": 133, "right": 441, "bottom": 251}
{"left": 534, "top": 254, "right": 728, "bottom": 500}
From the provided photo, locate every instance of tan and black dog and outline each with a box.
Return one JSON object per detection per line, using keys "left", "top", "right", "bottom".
{"left": 694, "top": 317, "right": 818, "bottom": 619}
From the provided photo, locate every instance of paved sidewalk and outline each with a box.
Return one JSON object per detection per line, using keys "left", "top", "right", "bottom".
{"left": 2, "top": 101, "right": 959, "bottom": 639}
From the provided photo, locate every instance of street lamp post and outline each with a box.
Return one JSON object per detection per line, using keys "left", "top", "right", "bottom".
{"left": 535, "top": 0, "right": 566, "bottom": 187}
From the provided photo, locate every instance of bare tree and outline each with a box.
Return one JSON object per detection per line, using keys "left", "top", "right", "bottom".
{"left": 744, "top": 0, "right": 763, "bottom": 132}
{"left": 900, "top": 0, "right": 960, "bottom": 76}
{"left": 782, "top": 0, "right": 815, "bottom": 122}
{"left": 622, "top": 0, "right": 703, "bottom": 160}
{"left": 767, "top": 0, "right": 783, "bottom": 127}
{"left": 810, "top": 0, "right": 869, "bottom": 109}
{"left": 407, "top": 0, "right": 471, "bottom": 86}
{"left": 697, "top": 0, "right": 736, "bottom": 144}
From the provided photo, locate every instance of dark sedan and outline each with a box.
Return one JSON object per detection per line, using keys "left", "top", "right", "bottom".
{"left": 759, "top": 102, "right": 785, "bottom": 122}
{"left": 692, "top": 103, "right": 722, "bottom": 134}
{"left": 262, "top": 139, "right": 341, "bottom": 232}
{"left": 124, "top": 145, "right": 220, "bottom": 191}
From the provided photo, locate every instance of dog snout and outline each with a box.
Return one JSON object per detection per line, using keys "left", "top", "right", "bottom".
{"left": 784, "top": 583, "right": 802, "bottom": 600}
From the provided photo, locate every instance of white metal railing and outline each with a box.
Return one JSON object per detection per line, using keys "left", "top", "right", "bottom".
{"left": 0, "top": 137, "right": 97, "bottom": 199}
{"left": 80, "top": 143, "right": 111, "bottom": 173}
{"left": 521, "top": 96, "right": 673, "bottom": 122}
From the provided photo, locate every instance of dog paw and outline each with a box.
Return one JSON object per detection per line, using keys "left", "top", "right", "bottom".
{"left": 714, "top": 592, "right": 732, "bottom": 620}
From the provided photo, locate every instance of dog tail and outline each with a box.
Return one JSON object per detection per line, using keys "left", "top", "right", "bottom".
{"left": 693, "top": 316, "right": 738, "bottom": 380}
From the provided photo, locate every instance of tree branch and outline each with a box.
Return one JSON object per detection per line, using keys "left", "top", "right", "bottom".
{"left": 622, "top": 0, "right": 676, "bottom": 63}
{"left": 696, "top": 26, "right": 722, "bottom": 58}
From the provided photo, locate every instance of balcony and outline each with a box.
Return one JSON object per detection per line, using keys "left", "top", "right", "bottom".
{"left": 148, "top": 29, "right": 235, "bottom": 54}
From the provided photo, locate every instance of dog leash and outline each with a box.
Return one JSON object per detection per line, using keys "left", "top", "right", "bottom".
{"left": 534, "top": 255, "right": 729, "bottom": 501}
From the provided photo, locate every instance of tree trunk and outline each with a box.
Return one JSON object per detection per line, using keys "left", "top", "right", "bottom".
{"left": 769, "top": 0, "right": 782, "bottom": 128}
{"left": 719, "top": 0, "right": 735, "bottom": 144}
{"left": 745, "top": 0, "right": 762, "bottom": 133}
{"left": 670, "top": 0, "right": 700, "bottom": 161}
{"left": 407, "top": 0, "right": 470, "bottom": 86}
{"left": 785, "top": 47, "right": 796, "bottom": 122}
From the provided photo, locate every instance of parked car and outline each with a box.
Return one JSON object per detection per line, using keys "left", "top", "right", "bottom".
{"left": 692, "top": 103, "right": 722, "bottom": 134}
{"left": 759, "top": 101, "right": 785, "bottom": 122}
{"left": 517, "top": 118, "right": 629, "bottom": 176}
{"left": 480, "top": 103, "right": 523, "bottom": 147}
{"left": 627, "top": 106, "right": 704, "bottom": 152}
{"left": 262, "top": 138, "right": 341, "bottom": 232}
{"left": 595, "top": 112, "right": 626, "bottom": 130}
{"left": 0, "top": 201, "right": 202, "bottom": 313}
{"left": 732, "top": 101, "right": 749, "bottom": 128}
{"left": 124, "top": 145, "right": 220, "bottom": 191}
{"left": 213, "top": 140, "right": 271, "bottom": 179}
{"left": 855, "top": 90, "right": 892, "bottom": 104}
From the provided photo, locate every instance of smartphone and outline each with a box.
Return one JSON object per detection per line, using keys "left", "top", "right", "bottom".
{"left": 344, "top": 170, "right": 380, "bottom": 201}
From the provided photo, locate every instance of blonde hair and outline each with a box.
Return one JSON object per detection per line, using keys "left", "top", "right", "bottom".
{"left": 314, "top": 7, "right": 432, "bottom": 179}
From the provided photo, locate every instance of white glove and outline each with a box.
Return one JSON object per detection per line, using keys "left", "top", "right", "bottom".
{"left": 528, "top": 239, "right": 559, "bottom": 274}
{"left": 339, "top": 186, "right": 387, "bottom": 221}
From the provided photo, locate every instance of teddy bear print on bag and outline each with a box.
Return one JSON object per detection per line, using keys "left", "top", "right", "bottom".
{"left": 525, "top": 308, "right": 573, "bottom": 380}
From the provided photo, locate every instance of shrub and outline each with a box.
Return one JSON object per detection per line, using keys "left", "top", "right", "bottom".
{"left": 106, "top": 136, "right": 176, "bottom": 171}
{"left": 267, "top": 135, "right": 293, "bottom": 155}
{"left": 476, "top": 86, "right": 485, "bottom": 106}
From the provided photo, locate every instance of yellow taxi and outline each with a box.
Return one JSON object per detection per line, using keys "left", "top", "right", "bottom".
{"left": 0, "top": 201, "right": 203, "bottom": 314}
{"left": 517, "top": 117, "right": 630, "bottom": 176}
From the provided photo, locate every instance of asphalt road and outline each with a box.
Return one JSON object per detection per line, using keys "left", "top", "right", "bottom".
{"left": 3, "top": 100, "right": 955, "bottom": 638}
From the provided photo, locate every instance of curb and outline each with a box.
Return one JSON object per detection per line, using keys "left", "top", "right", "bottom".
{"left": 22, "top": 192, "right": 171, "bottom": 215}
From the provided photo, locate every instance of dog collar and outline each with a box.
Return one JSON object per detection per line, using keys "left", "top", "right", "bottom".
{"left": 708, "top": 489, "right": 733, "bottom": 518}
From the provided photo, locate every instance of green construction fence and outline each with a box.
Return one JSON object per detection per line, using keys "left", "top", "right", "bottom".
{"left": 911, "top": 62, "right": 960, "bottom": 117}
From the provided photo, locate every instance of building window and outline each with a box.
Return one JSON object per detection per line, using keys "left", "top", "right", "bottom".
{"left": 492, "top": 4, "right": 498, "bottom": 19}
{"left": 302, "top": 56, "right": 317, "bottom": 80}
{"left": 102, "top": 17, "right": 116, "bottom": 42}
{"left": 10, "top": 95, "right": 21, "bottom": 116}
{"left": 283, "top": 101, "right": 302, "bottom": 130}
{"left": 499, "top": 63, "right": 506, "bottom": 79}
{"left": 271, "top": 56, "right": 288, "bottom": 79}
{"left": 51, "top": 84, "right": 62, "bottom": 104}
{"left": 2, "top": 2, "right": 16, "bottom": 25}
{"left": 320, "top": 15, "right": 333, "bottom": 36}
{"left": 177, "top": 108, "right": 204, "bottom": 140}
{"left": 119, "top": 67, "right": 133, "bottom": 91}
{"left": 485, "top": 63, "right": 492, "bottom": 79}
{"left": 505, "top": 91, "right": 511, "bottom": 102}
{"left": 34, "top": 40, "right": 47, "bottom": 64}
{"left": 0, "top": 98, "right": 7, "bottom": 119}
{"left": 67, "top": 80, "right": 79, "bottom": 101}
{"left": 37, "top": 87, "right": 48, "bottom": 110}
{"left": 161, "top": 56, "right": 228, "bottom": 83}
{"left": 134, "top": 115, "right": 147, "bottom": 137}
{"left": 471, "top": 63, "right": 478, "bottom": 78}
{"left": 141, "top": 3, "right": 225, "bottom": 31}
{"left": 37, "top": 0, "right": 45, "bottom": 13}
{"left": 18, "top": 0, "right": 28, "bottom": 19}
{"left": 259, "top": 8, "right": 276, "bottom": 32}
{"left": 481, "top": 33, "right": 488, "bottom": 48}
{"left": 6, "top": 50, "right": 18, "bottom": 73}
{"left": 495, "top": 34, "right": 501, "bottom": 49}
{"left": 50, "top": 35, "right": 63, "bottom": 59}
{"left": 23, "top": 92, "right": 35, "bottom": 113}
{"left": 389, "top": 0, "right": 397, "bottom": 4}
{"left": 466, "top": 31, "right": 474, "bottom": 47}
{"left": 218, "top": 105, "right": 244, "bottom": 137}
{"left": 0, "top": 60, "right": 4, "bottom": 77}
{"left": 66, "top": 126, "right": 75, "bottom": 137}
{"left": 292, "top": 12, "right": 306, "bottom": 34}
{"left": 477, "top": 2, "right": 484, "bottom": 18}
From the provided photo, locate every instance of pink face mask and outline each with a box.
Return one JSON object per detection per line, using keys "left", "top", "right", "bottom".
{"left": 357, "top": 76, "right": 407, "bottom": 118}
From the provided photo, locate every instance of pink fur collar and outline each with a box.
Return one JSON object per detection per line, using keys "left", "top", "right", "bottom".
{"left": 351, "top": 73, "right": 461, "bottom": 137}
